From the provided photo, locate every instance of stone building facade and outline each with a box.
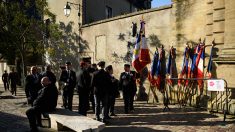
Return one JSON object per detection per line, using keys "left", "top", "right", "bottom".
{"left": 84, "top": 0, "right": 136, "bottom": 24}
{"left": 47, "top": 0, "right": 235, "bottom": 114}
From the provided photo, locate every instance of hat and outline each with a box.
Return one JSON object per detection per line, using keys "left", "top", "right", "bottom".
{"left": 91, "top": 63, "right": 97, "bottom": 67}
{"left": 60, "top": 65, "right": 66, "bottom": 69}
{"left": 105, "top": 65, "right": 113, "bottom": 71}
{"left": 124, "top": 64, "right": 130, "bottom": 68}
{"left": 97, "top": 61, "right": 105, "bottom": 67}
{"left": 80, "top": 61, "right": 86, "bottom": 67}
{"left": 66, "top": 61, "right": 71, "bottom": 65}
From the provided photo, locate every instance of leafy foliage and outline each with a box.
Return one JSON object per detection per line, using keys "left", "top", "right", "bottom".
{"left": 0, "top": 0, "right": 58, "bottom": 80}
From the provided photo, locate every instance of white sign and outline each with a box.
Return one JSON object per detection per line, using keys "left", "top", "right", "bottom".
{"left": 207, "top": 80, "right": 225, "bottom": 91}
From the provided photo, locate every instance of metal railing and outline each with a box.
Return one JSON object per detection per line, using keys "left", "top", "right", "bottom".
{"left": 158, "top": 78, "right": 229, "bottom": 121}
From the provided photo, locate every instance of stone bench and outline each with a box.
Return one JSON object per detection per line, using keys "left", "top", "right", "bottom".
{"left": 43, "top": 108, "right": 105, "bottom": 132}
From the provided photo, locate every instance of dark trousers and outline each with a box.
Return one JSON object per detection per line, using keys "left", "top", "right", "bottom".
{"left": 27, "top": 96, "right": 36, "bottom": 107}
{"left": 89, "top": 93, "right": 95, "bottom": 113}
{"left": 3, "top": 81, "right": 9, "bottom": 91}
{"left": 26, "top": 107, "right": 42, "bottom": 130}
{"left": 11, "top": 84, "right": 17, "bottom": 96}
{"left": 62, "top": 88, "right": 74, "bottom": 111}
{"left": 94, "top": 94, "right": 108, "bottom": 120}
{"left": 123, "top": 91, "right": 135, "bottom": 113}
{"left": 130, "top": 93, "right": 135, "bottom": 111}
{"left": 78, "top": 91, "right": 89, "bottom": 116}
{"left": 107, "top": 95, "right": 116, "bottom": 114}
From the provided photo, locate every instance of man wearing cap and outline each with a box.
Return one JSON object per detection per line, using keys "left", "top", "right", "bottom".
{"left": 92, "top": 61, "right": 112, "bottom": 123}
{"left": 59, "top": 62, "right": 77, "bottom": 111}
{"left": 119, "top": 64, "right": 138, "bottom": 114}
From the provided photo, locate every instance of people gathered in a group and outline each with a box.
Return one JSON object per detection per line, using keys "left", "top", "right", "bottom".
{"left": 23, "top": 59, "right": 139, "bottom": 131}
{"left": 2, "top": 68, "right": 19, "bottom": 95}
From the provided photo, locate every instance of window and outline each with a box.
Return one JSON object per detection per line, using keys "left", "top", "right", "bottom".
{"left": 105, "top": 6, "right": 112, "bottom": 18}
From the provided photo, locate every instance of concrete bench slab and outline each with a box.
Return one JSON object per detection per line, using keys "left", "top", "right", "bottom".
{"left": 46, "top": 108, "right": 105, "bottom": 132}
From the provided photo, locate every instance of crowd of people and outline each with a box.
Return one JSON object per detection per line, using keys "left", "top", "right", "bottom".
{"left": 3, "top": 59, "right": 139, "bottom": 132}
{"left": 58, "top": 60, "right": 139, "bottom": 123}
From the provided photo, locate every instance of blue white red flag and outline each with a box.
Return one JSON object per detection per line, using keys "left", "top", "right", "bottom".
{"left": 193, "top": 43, "right": 205, "bottom": 87}
{"left": 148, "top": 46, "right": 165, "bottom": 90}
{"left": 179, "top": 46, "right": 192, "bottom": 86}
{"left": 166, "top": 47, "right": 177, "bottom": 85}
{"left": 206, "top": 45, "right": 214, "bottom": 78}
{"left": 132, "top": 21, "right": 151, "bottom": 72}
{"left": 148, "top": 49, "right": 159, "bottom": 87}
{"left": 150, "top": 50, "right": 159, "bottom": 77}
{"left": 156, "top": 46, "right": 166, "bottom": 91}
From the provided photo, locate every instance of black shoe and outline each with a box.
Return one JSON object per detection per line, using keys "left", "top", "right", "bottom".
{"left": 95, "top": 117, "right": 101, "bottom": 121}
{"left": 61, "top": 105, "right": 67, "bottom": 109}
{"left": 30, "top": 127, "right": 38, "bottom": 132}
{"left": 37, "top": 123, "right": 43, "bottom": 127}
{"left": 101, "top": 119, "right": 108, "bottom": 124}
{"left": 106, "top": 116, "right": 112, "bottom": 119}
{"left": 110, "top": 113, "right": 117, "bottom": 116}
{"left": 130, "top": 110, "right": 135, "bottom": 113}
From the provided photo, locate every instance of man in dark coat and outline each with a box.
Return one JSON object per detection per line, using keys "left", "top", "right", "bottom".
{"left": 41, "top": 65, "right": 56, "bottom": 86}
{"left": 105, "top": 65, "right": 119, "bottom": 116}
{"left": 88, "top": 63, "right": 98, "bottom": 113}
{"left": 119, "top": 64, "right": 137, "bottom": 114}
{"left": 77, "top": 61, "right": 91, "bottom": 116}
{"left": 26, "top": 77, "right": 58, "bottom": 132}
{"left": 92, "top": 61, "right": 112, "bottom": 123}
{"left": 8, "top": 68, "right": 18, "bottom": 96}
{"left": 25, "top": 66, "right": 42, "bottom": 106}
{"left": 59, "top": 62, "right": 76, "bottom": 111}
{"left": 2, "top": 70, "right": 9, "bottom": 91}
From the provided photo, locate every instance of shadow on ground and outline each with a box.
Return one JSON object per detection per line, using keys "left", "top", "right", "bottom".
{"left": 101, "top": 126, "right": 170, "bottom": 132}
{"left": 104, "top": 99, "right": 235, "bottom": 128}
{"left": 0, "top": 111, "right": 29, "bottom": 132}
{"left": 0, "top": 95, "right": 15, "bottom": 99}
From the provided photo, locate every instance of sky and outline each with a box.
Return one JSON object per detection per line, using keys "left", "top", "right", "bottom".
{"left": 151, "top": 0, "right": 172, "bottom": 8}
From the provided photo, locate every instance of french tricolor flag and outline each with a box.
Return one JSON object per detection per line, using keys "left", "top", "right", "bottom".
{"left": 179, "top": 46, "right": 192, "bottom": 86}
{"left": 132, "top": 21, "right": 151, "bottom": 73}
{"left": 206, "top": 45, "right": 214, "bottom": 78}
{"left": 194, "top": 43, "right": 205, "bottom": 86}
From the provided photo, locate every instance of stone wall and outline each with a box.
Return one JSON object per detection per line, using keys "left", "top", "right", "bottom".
{"left": 81, "top": 6, "right": 173, "bottom": 77}
{"left": 47, "top": 0, "right": 82, "bottom": 75}
{"left": 80, "top": 0, "right": 215, "bottom": 77}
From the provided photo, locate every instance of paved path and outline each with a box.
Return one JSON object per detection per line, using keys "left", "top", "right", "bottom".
{"left": 0, "top": 85, "right": 55, "bottom": 132}
{"left": 0, "top": 84, "right": 234, "bottom": 132}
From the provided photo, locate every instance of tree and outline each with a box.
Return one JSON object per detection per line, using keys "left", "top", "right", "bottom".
{"left": 0, "top": 0, "right": 56, "bottom": 85}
